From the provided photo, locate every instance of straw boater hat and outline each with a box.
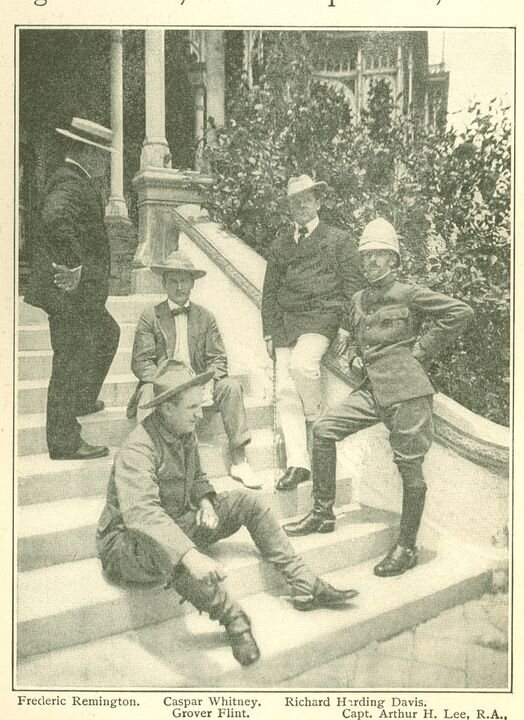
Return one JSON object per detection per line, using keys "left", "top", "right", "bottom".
{"left": 359, "top": 218, "right": 401, "bottom": 258}
{"left": 150, "top": 250, "right": 207, "bottom": 279}
{"left": 140, "top": 359, "right": 215, "bottom": 410}
{"left": 56, "top": 117, "right": 114, "bottom": 152}
{"left": 280, "top": 174, "right": 328, "bottom": 201}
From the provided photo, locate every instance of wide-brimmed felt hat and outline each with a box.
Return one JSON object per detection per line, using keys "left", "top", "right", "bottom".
{"left": 279, "top": 174, "right": 328, "bottom": 201}
{"left": 56, "top": 117, "right": 114, "bottom": 153}
{"left": 150, "top": 250, "right": 207, "bottom": 279}
{"left": 140, "top": 359, "right": 215, "bottom": 410}
{"left": 359, "top": 218, "right": 401, "bottom": 257}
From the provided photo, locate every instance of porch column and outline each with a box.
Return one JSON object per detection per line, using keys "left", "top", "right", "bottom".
{"left": 189, "top": 62, "right": 206, "bottom": 171}
{"left": 141, "top": 29, "right": 171, "bottom": 169}
{"left": 205, "top": 31, "right": 225, "bottom": 128}
{"left": 106, "top": 30, "right": 129, "bottom": 219}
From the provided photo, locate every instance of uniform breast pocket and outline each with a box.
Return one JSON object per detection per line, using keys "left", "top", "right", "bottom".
{"left": 378, "top": 306, "right": 409, "bottom": 325}
{"left": 377, "top": 307, "right": 410, "bottom": 339}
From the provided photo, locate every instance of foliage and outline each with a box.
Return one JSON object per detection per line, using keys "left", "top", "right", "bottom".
{"left": 203, "top": 32, "right": 511, "bottom": 424}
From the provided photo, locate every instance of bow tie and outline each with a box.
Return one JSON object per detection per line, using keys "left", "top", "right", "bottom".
{"left": 171, "top": 306, "right": 189, "bottom": 317}
{"left": 297, "top": 225, "right": 309, "bottom": 240}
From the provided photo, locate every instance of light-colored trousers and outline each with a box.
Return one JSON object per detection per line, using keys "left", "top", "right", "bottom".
{"left": 275, "top": 333, "right": 330, "bottom": 470}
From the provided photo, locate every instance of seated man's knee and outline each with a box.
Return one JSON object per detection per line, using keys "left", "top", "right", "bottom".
{"left": 289, "top": 352, "right": 321, "bottom": 381}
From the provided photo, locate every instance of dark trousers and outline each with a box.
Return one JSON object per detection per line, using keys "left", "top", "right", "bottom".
{"left": 98, "top": 490, "right": 317, "bottom": 597}
{"left": 312, "top": 388, "right": 433, "bottom": 547}
{"left": 46, "top": 304, "right": 120, "bottom": 455}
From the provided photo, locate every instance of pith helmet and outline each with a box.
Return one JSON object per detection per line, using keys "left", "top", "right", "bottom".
{"left": 140, "top": 359, "right": 214, "bottom": 409}
{"left": 359, "top": 218, "right": 400, "bottom": 257}
{"left": 150, "top": 250, "right": 207, "bottom": 279}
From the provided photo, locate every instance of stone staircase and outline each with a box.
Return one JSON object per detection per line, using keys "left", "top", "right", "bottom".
{"left": 16, "top": 296, "right": 495, "bottom": 688}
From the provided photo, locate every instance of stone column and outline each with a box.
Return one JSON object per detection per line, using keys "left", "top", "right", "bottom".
{"left": 141, "top": 29, "right": 171, "bottom": 169}
{"left": 396, "top": 44, "right": 404, "bottom": 118}
{"left": 106, "top": 30, "right": 129, "bottom": 220}
{"left": 189, "top": 62, "right": 207, "bottom": 171}
{"left": 356, "top": 47, "right": 363, "bottom": 121}
{"left": 408, "top": 47, "right": 414, "bottom": 114}
{"left": 205, "top": 31, "right": 225, "bottom": 128}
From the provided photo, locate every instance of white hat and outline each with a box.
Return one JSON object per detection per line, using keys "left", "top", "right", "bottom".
{"left": 56, "top": 117, "right": 114, "bottom": 152}
{"left": 359, "top": 218, "right": 400, "bottom": 256}
{"left": 280, "top": 174, "right": 328, "bottom": 200}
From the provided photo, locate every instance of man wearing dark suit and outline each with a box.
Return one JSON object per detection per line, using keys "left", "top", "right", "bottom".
{"left": 284, "top": 218, "right": 474, "bottom": 577}
{"left": 24, "top": 117, "right": 120, "bottom": 460}
{"left": 262, "top": 175, "right": 365, "bottom": 491}
{"left": 127, "top": 250, "right": 261, "bottom": 489}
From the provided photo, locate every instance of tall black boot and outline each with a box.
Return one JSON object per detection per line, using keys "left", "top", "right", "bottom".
{"left": 398, "top": 485, "right": 427, "bottom": 549}
{"left": 374, "top": 482, "right": 427, "bottom": 578}
{"left": 171, "top": 566, "right": 260, "bottom": 666}
{"left": 283, "top": 498, "right": 336, "bottom": 536}
{"left": 283, "top": 433, "right": 337, "bottom": 536}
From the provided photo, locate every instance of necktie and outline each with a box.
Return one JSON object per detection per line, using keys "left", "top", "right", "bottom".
{"left": 171, "top": 306, "right": 189, "bottom": 317}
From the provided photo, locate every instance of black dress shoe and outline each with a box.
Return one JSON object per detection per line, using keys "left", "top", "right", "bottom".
{"left": 50, "top": 440, "right": 110, "bottom": 461}
{"left": 226, "top": 627, "right": 260, "bottom": 666}
{"left": 76, "top": 400, "right": 105, "bottom": 416}
{"left": 275, "top": 467, "right": 310, "bottom": 491}
{"left": 292, "top": 578, "right": 359, "bottom": 611}
{"left": 374, "top": 544, "right": 418, "bottom": 577}
{"left": 283, "top": 509, "right": 335, "bottom": 536}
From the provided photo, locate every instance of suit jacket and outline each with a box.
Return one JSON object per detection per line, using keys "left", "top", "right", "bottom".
{"left": 24, "top": 162, "right": 110, "bottom": 314}
{"left": 347, "top": 273, "right": 474, "bottom": 408}
{"left": 261, "top": 221, "right": 365, "bottom": 347}
{"left": 97, "top": 411, "right": 216, "bottom": 567}
{"left": 127, "top": 300, "right": 228, "bottom": 416}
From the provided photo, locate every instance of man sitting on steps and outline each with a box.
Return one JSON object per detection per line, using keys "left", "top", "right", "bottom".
{"left": 97, "top": 359, "right": 358, "bottom": 666}
{"left": 127, "top": 250, "right": 260, "bottom": 490}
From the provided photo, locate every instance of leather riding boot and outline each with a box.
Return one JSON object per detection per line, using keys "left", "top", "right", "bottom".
{"left": 311, "top": 433, "right": 337, "bottom": 507}
{"left": 283, "top": 498, "right": 336, "bottom": 536}
{"left": 398, "top": 484, "right": 427, "bottom": 549}
{"left": 171, "top": 566, "right": 260, "bottom": 666}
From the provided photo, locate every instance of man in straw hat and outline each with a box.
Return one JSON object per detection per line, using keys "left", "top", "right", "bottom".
{"left": 262, "top": 174, "right": 365, "bottom": 491}
{"left": 127, "top": 249, "right": 261, "bottom": 489}
{"left": 24, "top": 117, "right": 120, "bottom": 460}
{"left": 284, "top": 218, "right": 474, "bottom": 577}
{"left": 97, "top": 359, "right": 358, "bottom": 666}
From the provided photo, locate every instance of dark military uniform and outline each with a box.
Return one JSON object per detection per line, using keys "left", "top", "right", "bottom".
{"left": 311, "top": 271, "right": 474, "bottom": 548}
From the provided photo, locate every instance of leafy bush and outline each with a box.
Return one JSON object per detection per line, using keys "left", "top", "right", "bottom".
{"left": 204, "top": 33, "right": 511, "bottom": 425}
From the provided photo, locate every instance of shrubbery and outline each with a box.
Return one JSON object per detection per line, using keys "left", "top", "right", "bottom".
{"left": 204, "top": 33, "right": 511, "bottom": 425}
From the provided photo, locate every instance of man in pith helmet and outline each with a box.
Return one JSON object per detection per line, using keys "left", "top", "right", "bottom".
{"left": 127, "top": 249, "right": 260, "bottom": 489}
{"left": 261, "top": 174, "right": 365, "bottom": 492}
{"left": 97, "top": 359, "right": 358, "bottom": 666}
{"left": 284, "top": 218, "right": 474, "bottom": 577}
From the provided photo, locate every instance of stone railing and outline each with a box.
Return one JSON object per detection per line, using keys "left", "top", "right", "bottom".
{"left": 171, "top": 207, "right": 509, "bottom": 479}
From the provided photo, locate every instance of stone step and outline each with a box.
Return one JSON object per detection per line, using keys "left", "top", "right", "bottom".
{"left": 19, "top": 295, "right": 165, "bottom": 326}
{"left": 17, "top": 427, "right": 292, "bottom": 505}
{"left": 16, "top": 551, "right": 492, "bottom": 687}
{"left": 18, "top": 348, "right": 133, "bottom": 381}
{"left": 17, "top": 505, "right": 397, "bottom": 658}
{"left": 17, "top": 371, "right": 253, "bottom": 415}
{"left": 18, "top": 321, "right": 137, "bottom": 352}
{"left": 17, "top": 476, "right": 354, "bottom": 571}
{"left": 18, "top": 374, "right": 136, "bottom": 415}
{"left": 17, "top": 400, "right": 272, "bottom": 457}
